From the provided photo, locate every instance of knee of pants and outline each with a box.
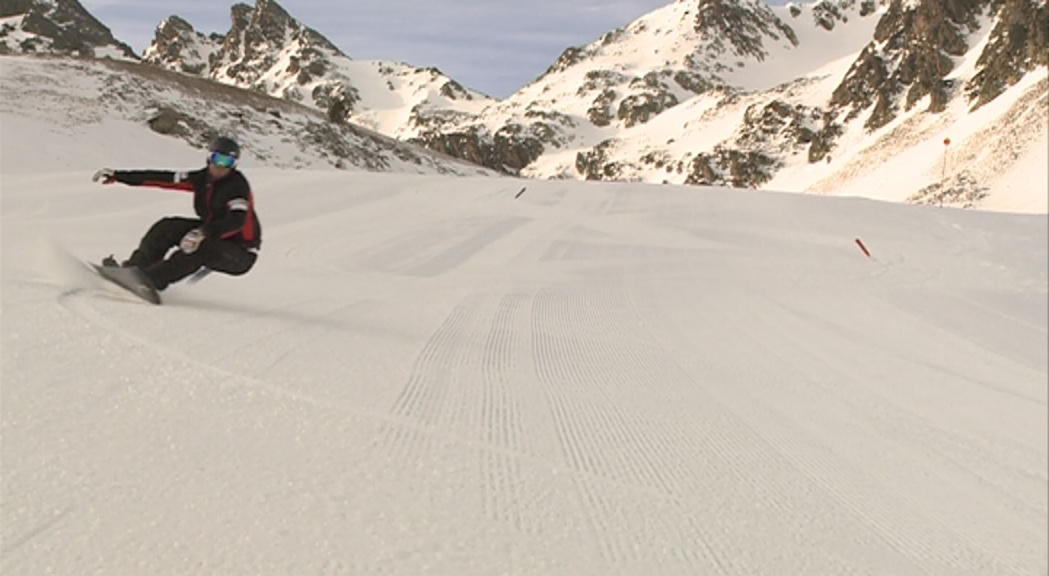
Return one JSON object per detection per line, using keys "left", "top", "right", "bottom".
{"left": 203, "top": 243, "right": 257, "bottom": 276}
{"left": 146, "top": 217, "right": 198, "bottom": 243}
{"left": 222, "top": 257, "right": 256, "bottom": 276}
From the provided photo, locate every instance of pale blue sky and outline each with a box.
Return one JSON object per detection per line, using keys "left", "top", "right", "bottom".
{"left": 81, "top": 0, "right": 675, "bottom": 98}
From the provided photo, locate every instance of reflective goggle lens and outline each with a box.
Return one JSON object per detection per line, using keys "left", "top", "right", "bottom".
{"left": 209, "top": 151, "right": 237, "bottom": 168}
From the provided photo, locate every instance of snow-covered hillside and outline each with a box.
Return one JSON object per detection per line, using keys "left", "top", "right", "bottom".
{"left": 2, "top": 71, "right": 1047, "bottom": 575}
{"left": 2, "top": 0, "right": 1045, "bottom": 212}
{"left": 0, "top": 0, "right": 136, "bottom": 59}
{"left": 0, "top": 55, "right": 492, "bottom": 176}
{"left": 485, "top": 0, "right": 1048, "bottom": 212}
{"left": 140, "top": 0, "right": 496, "bottom": 137}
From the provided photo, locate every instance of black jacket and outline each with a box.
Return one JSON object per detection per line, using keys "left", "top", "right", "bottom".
{"left": 112, "top": 168, "right": 262, "bottom": 249}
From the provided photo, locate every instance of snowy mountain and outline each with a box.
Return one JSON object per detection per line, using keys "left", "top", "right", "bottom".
{"left": 0, "top": 0, "right": 136, "bottom": 59}
{"left": 0, "top": 55, "right": 495, "bottom": 176}
{"left": 414, "top": 0, "right": 1045, "bottom": 211}
{"left": 1, "top": 0, "right": 1045, "bottom": 211}
{"left": 0, "top": 0, "right": 495, "bottom": 175}
{"left": 140, "top": 0, "right": 1049, "bottom": 211}
{"left": 140, "top": 0, "right": 496, "bottom": 138}
{"left": 435, "top": 0, "right": 884, "bottom": 180}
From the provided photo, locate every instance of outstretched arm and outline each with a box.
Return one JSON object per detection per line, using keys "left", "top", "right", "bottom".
{"left": 92, "top": 168, "right": 201, "bottom": 192}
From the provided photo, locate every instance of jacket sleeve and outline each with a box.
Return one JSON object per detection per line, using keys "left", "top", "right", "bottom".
{"left": 203, "top": 176, "right": 253, "bottom": 241}
{"left": 112, "top": 169, "right": 199, "bottom": 191}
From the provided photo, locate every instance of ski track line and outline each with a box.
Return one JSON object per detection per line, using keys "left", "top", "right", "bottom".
{"left": 612, "top": 194, "right": 952, "bottom": 570}
{"left": 478, "top": 294, "right": 532, "bottom": 534}
{"left": 727, "top": 338, "right": 953, "bottom": 576}
{"left": 282, "top": 189, "right": 465, "bottom": 277}
{"left": 760, "top": 308, "right": 1045, "bottom": 571}
{"left": 776, "top": 292, "right": 1046, "bottom": 407}
{"left": 549, "top": 285, "right": 704, "bottom": 562}
{"left": 481, "top": 294, "right": 523, "bottom": 451}
{"left": 742, "top": 328, "right": 1024, "bottom": 576}
{"left": 354, "top": 226, "right": 443, "bottom": 275}
{"left": 479, "top": 286, "right": 593, "bottom": 541}
{"left": 380, "top": 295, "right": 482, "bottom": 462}
{"left": 402, "top": 218, "right": 529, "bottom": 278}
{"left": 530, "top": 289, "right": 739, "bottom": 572}
{"left": 564, "top": 288, "right": 682, "bottom": 495}
{"left": 600, "top": 305, "right": 838, "bottom": 574}
{"left": 344, "top": 216, "right": 526, "bottom": 279}
{"left": 952, "top": 290, "right": 1048, "bottom": 336}
{"left": 270, "top": 187, "right": 411, "bottom": 273}
{"left": 56, "top": 286, "right": 571, "bottom": 487}
{"left": 879, "top": 297, "right": 1048, "bottom": 403}
{"left": 55, "top": 283, "right": 721, "bottom": 515}
{"left": 669, "top": 203, "right": 955, "bottom": 573}
{"left": 764, "top": 293, "right": 1048, "bottom": 514}
{"left": 530, "top": 290, "right": 611, "bottom": 566}
{"left": 771, "top": 295, "right": 1048, "bottom": 482}
{"left": 621, "top": 250, "right": 930, "bottom": 574}
{"left": 634, "top": 250, "right": 1023, "bottom": 576}
{"left": 652, "top": 318, "right": 934, "bottom": 573}
{"left": 1, "top": 507, "right": 74, "bottom": 562}
{"left": 590, "top": 287, "right": 791, "bottom": 574}
{"left": 688, "top": 284, "right": 952, "bottom": 572}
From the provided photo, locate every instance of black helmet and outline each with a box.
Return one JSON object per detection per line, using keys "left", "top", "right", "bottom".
{"left": 209, "top": 136, "right": 241, "bottom": 158}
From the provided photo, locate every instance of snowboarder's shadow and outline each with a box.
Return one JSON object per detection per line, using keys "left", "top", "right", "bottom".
{"left": 167, "top": 295, "right": 403, "bottom": 337}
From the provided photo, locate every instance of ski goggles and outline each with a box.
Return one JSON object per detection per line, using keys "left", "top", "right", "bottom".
{"left": 208, "top": 151, "right": 238, "bottom": 168}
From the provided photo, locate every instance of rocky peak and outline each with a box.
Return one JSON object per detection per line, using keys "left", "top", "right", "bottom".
{"left": 0, "top": 0, "right": 136, "bottom": 58}
{"left": 203, "top": 0, "right": 346, "bottom": 86}
{"left": 142, "top": 0, "right": 489, "bottom": 135}
{"left": 216, "top": 0, "right": 348, "bottom": 89}
{"left": 472, "top": 0, "right": 810, "bottom": 176}
{"left": 143, "top": 0, "right": 355, "bottom": 119}
{"left": 830, "top": 0, "right": 985, "bottom": 130}
{"left": 536, "top": 0, "right": 803, "bottom": 94}
{"left": 797, "top": 0, "right": 880, "bottom": 30}
{"left": 965, "top": 0, "right": 1048, "bottom": 109}
{"left": 691, "top": 0, "right": 799, "bottom": 61}
{"left": 143, "top": 15, "right": 222, "bottom": 75}
{"left": 221, "top": 0, "right": 344, "bottom": 66}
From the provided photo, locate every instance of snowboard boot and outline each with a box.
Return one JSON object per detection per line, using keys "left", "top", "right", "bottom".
{"left": 103, "top": 254, "right": 137, "bottom": 268}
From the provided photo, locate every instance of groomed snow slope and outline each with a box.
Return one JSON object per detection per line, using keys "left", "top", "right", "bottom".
{"left": 2, "top": 140, "right": 1047, "bottom": 573}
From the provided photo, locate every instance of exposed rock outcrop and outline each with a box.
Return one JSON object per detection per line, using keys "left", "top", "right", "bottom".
{"left": 0, "top": 0, "right": 136, "bottom": 58}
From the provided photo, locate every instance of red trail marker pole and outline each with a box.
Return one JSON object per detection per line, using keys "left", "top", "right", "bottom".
{"left": 940, "top": 137, "right": 951, "bottom": 207}
{"left": 855, "top": 238, "right": 872, "bottom": 259}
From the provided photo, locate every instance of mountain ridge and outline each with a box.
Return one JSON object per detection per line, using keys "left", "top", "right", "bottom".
{"left": 0, "top": 0, "right": 1044, "bottom": 212}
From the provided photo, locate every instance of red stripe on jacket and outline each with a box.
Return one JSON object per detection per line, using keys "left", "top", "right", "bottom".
{"left": 220, "top": 193, "right": 257, "bottom": 242}
{"left": 141, "top": 180, "right": 195, "bottom": 192}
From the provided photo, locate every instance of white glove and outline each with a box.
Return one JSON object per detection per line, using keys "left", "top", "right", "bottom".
{"left": 92, "top": 168, "right": 115, "bottom": 183}
{"left": 180, "top": 229, "right": 206, "bottom": 254}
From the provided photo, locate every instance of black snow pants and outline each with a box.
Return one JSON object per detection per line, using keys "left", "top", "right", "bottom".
{"left": 127, "top": 217, "right": 258, "bottom": 290}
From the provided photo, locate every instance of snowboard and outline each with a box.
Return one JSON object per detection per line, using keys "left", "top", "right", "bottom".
{"left": 89, "top": 263, "right": 162, "bottom": 305}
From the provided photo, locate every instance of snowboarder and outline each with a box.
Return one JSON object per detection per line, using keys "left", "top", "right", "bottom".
{"left": 92, "top": 136, "right": 262, "bottom": 293}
